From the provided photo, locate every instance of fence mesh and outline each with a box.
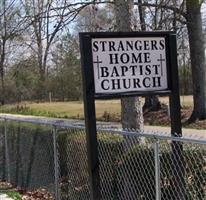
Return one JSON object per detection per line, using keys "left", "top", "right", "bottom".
{"left": 57, "top": 128, "right": 90, "bottom": 200}
{"left": 0, "top": 121, "right": 56, "bottom": 197}
{"left": 98, "top": 132, "right": 206, "bottom": 200}
{"left": 159, "top": 141, "right": 206, "bottom": 200}
{"left": 0, "top": 118, "right": 205, "bottom": 200}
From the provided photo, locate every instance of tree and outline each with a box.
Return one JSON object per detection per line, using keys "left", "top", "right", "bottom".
{"left": 21, "top": 0, "right": 78, "bottom": 99}
{"left": 140, "top": 0, "right": 205, "bottom": 121}
{"left": 8, "top": 57, "right": 40, "bottom": 102}
{"left": 115, "top": 0, "right": 144, "bottom": 131}
{"left": 137, "top": 0, "right": 162, "bottom": 111}
{"left": 75, "top": 3, "right": 115, "bottom": 33}
{"left": 49, "top": 33, "right": 82, "bottom": 101}
{"left": 186, "top": 0, "right": 206, "bottom": 122}
{"left": 0, "top": 0, "right": 26, "bottom": 104}
{"left": 131, "top": 0, "right": 206, "bottom": 121}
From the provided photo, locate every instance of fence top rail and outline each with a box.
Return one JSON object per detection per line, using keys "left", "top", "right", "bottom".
{"left": 0, "top": 113, "right": 81, "bottom": 127}
{"left": 0, "top": 113, "right": 205, "bottom": 145}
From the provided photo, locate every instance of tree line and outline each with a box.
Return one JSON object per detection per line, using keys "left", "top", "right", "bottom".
{"left": 0, "top": 0, "right": 205, "bottom": 123}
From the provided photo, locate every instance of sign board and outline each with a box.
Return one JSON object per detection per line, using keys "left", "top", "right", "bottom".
{"left": 80, "top": 32, "right": 172, "bottom": 98}
{"left": 79, "top": 32, "right": 181, "bottom": 200}
{"left": 92, "top": 37, "right": 168, "bottom": 94}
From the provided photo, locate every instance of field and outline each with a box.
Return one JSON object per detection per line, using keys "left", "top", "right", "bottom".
{"left": 0, "top": 95, "right": 205, "bottom": 129}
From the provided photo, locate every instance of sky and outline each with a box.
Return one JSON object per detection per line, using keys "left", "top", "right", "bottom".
{"left": 202, "top": 3, "right": 206, "bottom": 28}
{"left": 202, "top": 3, "right": 206, "bottom": 54}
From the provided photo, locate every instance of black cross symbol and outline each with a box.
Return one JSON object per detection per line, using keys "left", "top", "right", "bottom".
{"left": 93, "top": 56, "right": 102, "bottom": 79}
{"left": 157, "top": 54, "right": 166, "bottom": 76}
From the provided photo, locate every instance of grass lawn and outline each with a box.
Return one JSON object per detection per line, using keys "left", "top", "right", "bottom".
{"left": 0, "top": 95, "right": 193, "bottom": 120}
{"left": 29, "top": 100, "right": 122, "bottom": 119}
{"left": 0, "top": 95, "right": 205, "bottom": 129}
{"left": 0, "top": 100, "right": 121, "bottom": 120}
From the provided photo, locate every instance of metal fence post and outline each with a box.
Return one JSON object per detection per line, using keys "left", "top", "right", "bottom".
{"left": 154, "top": 141, "right": 161, "bottom": 200}
{"left": 52, "top": 126, "right": 60, "bottom": 200}
{"left": 4, "top": 119, "right": 11, "bottom": 182}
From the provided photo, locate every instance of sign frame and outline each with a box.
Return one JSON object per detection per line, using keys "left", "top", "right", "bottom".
{"left": 79, "top": 31, "right": 182, "bottom": 200}
{"left": 80, "top": 31, "right": 175, "bottom": 100}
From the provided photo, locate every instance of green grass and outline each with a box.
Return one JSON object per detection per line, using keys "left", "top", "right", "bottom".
{"left": 0, "top": 191, "right": 22, "bottom": 200}
{"left": 0, "top": 100, "right": 121, "bottom": 121}
{"left": 0, "top": 96, "right": 193, "bottom": 121}
{"left": 0, "top": 120, "right": 52, "bottom": 131}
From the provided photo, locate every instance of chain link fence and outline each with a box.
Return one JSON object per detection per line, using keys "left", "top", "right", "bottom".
{"left": 0, "top": 121, "right": 56, "bottom": 194}
{"left": 0, "top": 115, "right": 205, "bottom": 200}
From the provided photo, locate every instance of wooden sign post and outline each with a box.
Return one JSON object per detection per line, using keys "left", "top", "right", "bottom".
{"left": 80, "top": 31, "right": 182, "bottom": 200}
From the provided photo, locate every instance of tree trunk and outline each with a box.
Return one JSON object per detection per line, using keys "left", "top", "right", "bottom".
{"left": 115, "top": 0, "right": 144, "bottom": 131}
{"left": 114, "top": 1, "right": 144, "bottom": 199}
{"left": 138, "top": 0, "right": 161, "bottom": 112}
{"left": 138, "top": 0, "right": 146, "bottom": 31}
{"left": 0, "top": 64, "right": 5, "bottom": 105}
{"left": 143, "top": 95, "right": 161, "bottom": 112}
{"left": 186, "top": 0, "right": 206, "bottom": 122}
{"left": 0, "top": 45, "right": 6, "bottom": 105}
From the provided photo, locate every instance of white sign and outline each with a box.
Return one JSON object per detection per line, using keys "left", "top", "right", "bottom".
{"left": 92, "top": 37, "right": 168, "bottom": 94}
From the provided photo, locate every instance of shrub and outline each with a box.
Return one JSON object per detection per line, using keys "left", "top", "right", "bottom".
{"left": 98, "top": 140, "right": 206, "bottom": 200}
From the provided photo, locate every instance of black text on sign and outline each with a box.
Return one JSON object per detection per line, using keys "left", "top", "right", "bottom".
{"left": 92, "top": 37, "right": 168, "bottom": 94}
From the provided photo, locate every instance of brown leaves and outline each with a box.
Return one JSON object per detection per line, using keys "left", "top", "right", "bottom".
{"left": 0, "top": 181, "right": 13, "bottom": 190}
{"left": 21, "top": 188, "right": 54, "bottom": 200}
